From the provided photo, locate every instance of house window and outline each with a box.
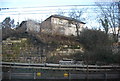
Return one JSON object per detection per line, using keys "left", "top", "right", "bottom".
{"left": 68, "top": 24, "right": 72, "bottom": 27}
{"left": 59, "top": 19, "right": 63, "bottom": 24}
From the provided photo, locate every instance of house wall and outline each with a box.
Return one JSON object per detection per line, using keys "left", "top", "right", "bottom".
{"left": 51, "top": 17, "right": 84, "bottom": 36}
{"left": 40, "top": 18, "right": 53, "bottom": 34}
{"left": 51, "top": 17, "right": 69, "bottom": 35}
{"left": 26, "top": 20, "right": 40, "bottom": 32}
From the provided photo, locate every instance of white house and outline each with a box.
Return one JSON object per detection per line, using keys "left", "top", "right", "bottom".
{"left": 40, "top": 15, "right": 85, "bottom": 36}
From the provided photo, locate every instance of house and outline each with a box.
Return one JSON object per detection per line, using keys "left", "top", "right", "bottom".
{"left": 40, "top": 15, "right": 85, "bottom": 36}
{"left": 26, "top": 20, "right": 40, "bottom": 32}
{"left": 18, "top": 20, "right": 40, "bottom": 32}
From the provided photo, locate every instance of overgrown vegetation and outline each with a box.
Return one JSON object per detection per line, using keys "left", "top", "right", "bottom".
{"left": 1, "top": 16, "right": 120, "bottom": 65}
{"left": 74, "top": 29, "right": 120, "bottom": 65}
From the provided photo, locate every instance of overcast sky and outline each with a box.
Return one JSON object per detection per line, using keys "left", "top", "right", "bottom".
{"left": 0, "top": 0, "right": 119, "bottom": 29}
{"left": 0, "top": 0, "right": 95, "bottom": 8}
{"left": 0, "top": 0, "right": 118, "bottom": 8}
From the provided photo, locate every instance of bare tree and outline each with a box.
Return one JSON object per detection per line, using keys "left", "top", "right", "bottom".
{"left": 57, "top": 8, "right": 86, "bottom": 37}
{"left": 100, "top": 16, "right": 109, "bottom": 34}
{"left": 96, "top": 2, "right": 120, "bottom": 42}
{"left": 68, "top": 8, "right": 86, "bottom": 37}
{"left": 57, "top": 9, "right": 65, "bottom": 15}
{"left": 118, "top": 1, "right": 120, "bottom": 39}
{"left": 68, "top": 8, "right": 83, "bottom": 20}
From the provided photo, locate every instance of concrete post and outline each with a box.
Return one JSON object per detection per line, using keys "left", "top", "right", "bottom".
{"left": 9, "top": 70, "right": 11, "bottom": 80}
{"left": 104, "top": 73, "right": 107, "bottom": 81}
{"left": 34, "top": 72, "right": 36, "bottom": 79}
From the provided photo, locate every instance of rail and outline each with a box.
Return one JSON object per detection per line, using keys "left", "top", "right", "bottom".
{"left": 2, "top": 62, "right": 120, "bottom": 71}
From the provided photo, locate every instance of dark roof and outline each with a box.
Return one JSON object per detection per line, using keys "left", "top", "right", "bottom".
{"left": 19, "top": 21, "right": 27, "bottom": 27}
{"left": 49, "top": 15, "right": 85, "bottom": 24}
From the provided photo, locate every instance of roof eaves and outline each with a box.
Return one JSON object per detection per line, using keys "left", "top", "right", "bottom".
{"left": 51, "top": 15, "right": 85, "bottom": 24}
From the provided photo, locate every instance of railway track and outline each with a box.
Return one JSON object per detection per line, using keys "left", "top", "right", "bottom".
{"left": 2, "top": 62, "right": 120, "bottom": 71}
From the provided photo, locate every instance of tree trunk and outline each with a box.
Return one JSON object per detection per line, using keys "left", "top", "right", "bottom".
{"left": 75, "top": 23, "right": 79, "bottom": 37}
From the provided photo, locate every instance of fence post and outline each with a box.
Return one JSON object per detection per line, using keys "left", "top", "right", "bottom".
{"left": 68, "top": 73, "right": 71, "bottom": 80}
{"left": 104, "top": 73, "right": 107, "bottom": 81}
{"left": 9, "top": 70, "right": 11, "bottom": 80}
{"left": 34, "top": 72, "right": 36, "bottom": 79}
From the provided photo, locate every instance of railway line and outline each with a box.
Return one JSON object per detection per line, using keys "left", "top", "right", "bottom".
{"left": 2, "top": 62, "right": 120, "bottom": 71}
{"left": 1, "top": 62, "right": 120, "bottom": 80}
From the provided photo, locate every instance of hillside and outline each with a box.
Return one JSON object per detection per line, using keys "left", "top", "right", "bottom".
{"left": 2, "top": 27, "right": 83, "bottom": 63}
